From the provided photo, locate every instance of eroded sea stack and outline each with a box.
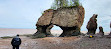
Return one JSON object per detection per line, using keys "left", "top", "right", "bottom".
{"left": 33, "top": 6, "right": 85, "bottom": 37}
{"left": 96, "top": 26, "right": 104, "bottom": 37}
{"left": 86, "top": 14, "right": 98, "bottom": 35}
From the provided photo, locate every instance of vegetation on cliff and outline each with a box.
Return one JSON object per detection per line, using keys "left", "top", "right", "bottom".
{"left": 51, "top": 0, "right": 80, "bottom": 9}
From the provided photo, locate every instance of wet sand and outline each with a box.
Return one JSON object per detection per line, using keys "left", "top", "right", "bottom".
{"left": 0, "top": 36, "right": 111, "bottom": 49}
{"left": 0, "top": 28, "right": 111, "bottom": 49}
{"left": 0, "top": 28, "right": 110, "bottom": 37}
{"left": 0, "top": 28, "right": 63, "bottom": 37}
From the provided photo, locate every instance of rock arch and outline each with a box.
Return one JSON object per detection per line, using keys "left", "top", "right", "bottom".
{"left": 33, "top": 6, "right": 85, "bottom": 37}
{"left": 51, "top": 25, "right": 63, "bottom": 37}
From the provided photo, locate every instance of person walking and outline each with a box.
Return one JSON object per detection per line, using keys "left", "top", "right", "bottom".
{"left": 11, "top": 34, "right": 21, "bottom": 49}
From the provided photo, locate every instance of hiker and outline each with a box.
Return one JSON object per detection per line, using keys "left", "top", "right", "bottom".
{"left": 11, "top": 34, "right": 21, "bottom": 49}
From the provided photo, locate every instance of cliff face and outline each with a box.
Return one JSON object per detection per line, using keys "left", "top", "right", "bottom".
{"left": 52, "top": 6, "right": 85, "bottom": 28}
{"left": 37, "top": 9, "right": 54, "bottom": 26}
{"left": 34, "top": 6, "right": 85, "bottom": 37}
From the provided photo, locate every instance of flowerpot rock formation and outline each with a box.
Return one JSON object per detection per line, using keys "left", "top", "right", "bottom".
{"left": 86, "top": 14, "right": 98, "bottom": 35}
{"left": 33, "top": 6, "right": 85, "bottom": 37}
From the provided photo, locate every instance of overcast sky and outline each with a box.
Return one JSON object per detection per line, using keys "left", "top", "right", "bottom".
{"left": 0, "top": 0, "right": 111, "bottom": 32}
{"left": 81, "top": 0, "right": 111, "bottom": 32}
{"left": 0, "top": 0, "right": 53, "bottom": 29}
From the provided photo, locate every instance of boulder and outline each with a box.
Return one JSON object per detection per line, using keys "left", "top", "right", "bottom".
{"left": 86, "top": 14, "right": 98, "bottom": 35}
{"left": 34, "top": 6, "right": 85, "bottom": 37}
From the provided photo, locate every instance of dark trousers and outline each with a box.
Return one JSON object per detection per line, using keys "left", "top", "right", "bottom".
{"left": 13, "top": 46, "right": 19, "bottom": 49}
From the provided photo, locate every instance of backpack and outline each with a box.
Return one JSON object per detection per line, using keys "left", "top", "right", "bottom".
{"left": 12, "top": 37, "right": 21, "bottom": 46}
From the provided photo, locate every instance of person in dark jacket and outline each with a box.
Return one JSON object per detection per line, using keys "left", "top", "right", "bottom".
{"left": 11, "top": 34, "right": 21, "bottom": 49}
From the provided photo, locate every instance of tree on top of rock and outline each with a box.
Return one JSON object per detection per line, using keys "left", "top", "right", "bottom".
{"left": 51, "top": 0, "right": 80, "bottom": 9}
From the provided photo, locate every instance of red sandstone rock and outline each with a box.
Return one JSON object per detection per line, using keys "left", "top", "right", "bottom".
{"left": 37, "top": 9, "right": 54, "bottom": 26}
{"left": 34, "top": 6, "right": 85, "bottom": 37}
{"left": 86, "top": 14, "right": 98, "bottom": 35}
{"left": 52, "top": 6, "right": 85, "bottom": 28}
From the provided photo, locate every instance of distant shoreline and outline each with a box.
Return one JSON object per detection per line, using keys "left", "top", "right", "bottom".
{"left": 0, "top": 28, "right": 110, "bottom": 37}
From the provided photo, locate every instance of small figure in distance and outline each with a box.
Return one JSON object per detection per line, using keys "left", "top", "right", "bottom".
{"left": 11, "top": 34, "right": 21, "bottom": 49}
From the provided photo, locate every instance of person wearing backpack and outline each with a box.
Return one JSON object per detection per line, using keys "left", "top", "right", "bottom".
{"left": 11, "top": 34, "right": 21, "bottom": 49}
